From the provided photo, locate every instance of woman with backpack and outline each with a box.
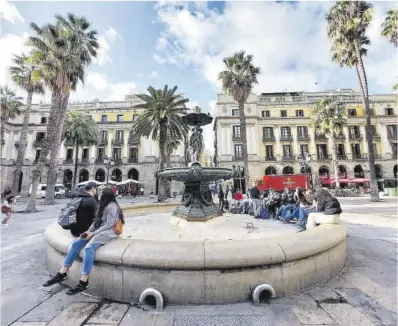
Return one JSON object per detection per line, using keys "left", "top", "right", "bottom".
{"left": 43, "top": 188, "right": 125, "bottom": 295}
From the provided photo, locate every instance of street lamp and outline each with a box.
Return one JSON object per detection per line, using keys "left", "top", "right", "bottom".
{"left": 297, "top": 153, "right": 311, "bottom": 189}
{"left": 104, "top": 155, "right": 114, "bottom": 186}
{"left": 235, "top": 165, "right": 244, "bottom": 192}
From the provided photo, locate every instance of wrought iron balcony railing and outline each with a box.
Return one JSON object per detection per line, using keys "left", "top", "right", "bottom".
{"left": 282, "top": 155, "right": 295, "bottom": 161}
{"left": 265, "top": 156, "right": 276, "bottom": 161}
{"left": 128, "top": 133, "right": 140, "bottom": 144}
{"left": 336, "top": 154, "right": 347, "bottom": 160}
{"left": 128, "top": 157, "right": 139, "bottom": 163}
{"left": 98, "top": 138, "right": 108, "bottom": 146}
{"left": 349, "top": 133, "right": 363, "bottom": 140}
{"left": 112, "top": 138, "right": 124, "bottom": 146}
{"left": 63, "top": 158, "right": 74, "bottom": 165}
{"left": 232, "top": 135, "right": 242, "bottom": 141}
{"left": 297, "top": 134, "right": 310, "bottom": 141}
{"left": 33, "top": 140, "right": 45, "bottom": 147}
{"left": 317, "top": 154, "right": 331, "bottom": 161}
{"left": 263, "top": 135, "right": 275, "bottom": 142}
{"left": 352, "top": 153, "right": 368, "bottom": 160}
{"left": 280, "top": 135, "right": 293, "bottom": 141}
{"left": 388, "top": 132, "right": 397, "bottom": 140}
{"left": 315, "top": 134, "right": 327, "bottom": 140}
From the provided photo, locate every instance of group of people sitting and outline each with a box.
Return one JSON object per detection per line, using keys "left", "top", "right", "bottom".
{"left": 217, "top": 183, "right": 342, "bottom": 232}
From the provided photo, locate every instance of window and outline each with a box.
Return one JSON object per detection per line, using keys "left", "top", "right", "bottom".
{"left": 133, "top": 114, "right": 139, "bottom": 121}
{"left": 372, "top": 143, "right": 378, "bottom": 156}
{"left": 113, "top": 148, "right": 122, "bottom": 160}
{"left": 129, "top": 147, "right": 138, "bottom": 162}
{"left": 100, "top": 130, "right": 107, "bottom": 140}
{"left": 116, "top": 130, "right": 124, "bottom": 141}
{"left": 101, "top": 115, "right": 107, "bottom": 123}
{"left": 97, "top": 148, "right": 105, "bottom": 160}
{"left": 370, "top": 125, "right": 377, "bottom": 136}
{"left": 297, "top": 126, "right": 308, "bottom": 137}
{"left": 117, "top": 114, "right": 123, "bottom": 122}
{"left": 387, "top": 125, "right": 397, "bottom": 135}
{"left": 282, "top": 145, "right": 291, "bottom": 157}
{"left": 300, "top": 144, "right": 309, "bottom": 156}
{"left": 337, "top": 144, "right": 345, "bottom": 156}
{"left": 317, "top": 144, "right": 328, "bottom": 159}
{"left": 66, "top": 149, "right": 73, "bottom": 160}
{"left": 232, "top": 126, "right": 241, "bottom": 138}
{"left": 351, "top": 143, "right": 361, "bottom": 157}
{"left": 263, "top": 127, "right": 274, "bottom": 140}
{"left": 232, "top": 109, "right": 240, "bottom": 116}
{"left": 386, "top": 107, "right": 394, "bottom": 116}
{"left": 36, "top": 132, "right": 45, "bottom": 141}
{"left": 349, "top": 126, "right": 361, "bottom": 137}
{"left": 82, "top": 148, "right": 89, "bottom": 160}
{"left": 296, "top": 110, "right": 304, "bottom": 117}
{"left": 34, "top": 150, "right": 41, "bottom": 162}
{"left": 234, "top": 144, "right": 243, "bottom": 158}
{"left": 40, "top": 117, "right": 47, "bottom": 124}
{"left": 281, "top": 110, "right": 287, "bottom": 117}
{"left": 348, "top": 109, "right": 357, "bottom": 117}
{"left": 265, "top": 145, "right": 274, "bottom": 158}
{"left": 281, "top": 127, "right": 291, "bottom": 139}
{"left": 392, "top": 143, "right": 397, "bottom": 156}
{"left": 262, "top": 110, "right": 270, "bottom": 118}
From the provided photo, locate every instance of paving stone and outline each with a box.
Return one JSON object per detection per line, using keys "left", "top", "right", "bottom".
{"left": 269, "top": 305, "right": 302, "bottom": 326}
{"left": 307, "top": 287, "right": 341, "bottom": 302}
{"left": 169, "top": 303, "right": 270, "bottom": 315}
{"left": 118, "top": 307, "right": 158, "bottom": 326}
{"left": 88, "top": 302, "right": 129, "bottom": 324}
{"left": 271, "top": 293, "right": 317, "bottom": 307}
{"left": 10, "top": 322, "right": 48, "bottom": 326}
{"left": 335, "top": 287, "right": 398, "bottom": 325}
{"left": 321, "top": 303, "right": 376, "bottom": 326}
{"left": 173, "top": 315, "right": 269, "bottom": 326}
{"left": 292, "top": 306, "right": 335, "bottom": 325}
{"left": 46, "top": 302, "right": 99, "bottom": 326}
{"left": 153, "top": 313, "right": 175, "bottom": 326}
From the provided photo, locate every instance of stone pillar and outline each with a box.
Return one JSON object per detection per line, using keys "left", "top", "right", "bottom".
{"left": 274, "top": 128, "right": 282, "bottom": 157}
{"left": 308, "top": 127, "right": 316, "bottom": 159}
{"left": 123, "top": 130, "right": 128, "bottom": 158}
{"left": 107, "top": 132, "right": 112, "bottom": 157}
{"left": 90, "top": 145, "right": 96, "bottom": 163}
{"left": 379, "top": 123, "right": 392, "bottom": 154}
{"left": 343, "top": 126, "right": 351, "bottom": 159}
{"left": 360, "top": 125, "right": 367, "bottom": 154}
{"left": 291, "top": 127, "right": 299, "bottom": 157}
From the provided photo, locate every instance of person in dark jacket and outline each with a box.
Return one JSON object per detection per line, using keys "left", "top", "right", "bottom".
{"left": 250, "top": 182, "right": 260, "bottom": 200}
{"left": 68, "top": 182, "right": 98, "bottom": 237}
{"left": 218, "top": 185, "right": 225, "bottom": 212}
{"left": 315, "top": 188, "right": 342, "bottom": 215}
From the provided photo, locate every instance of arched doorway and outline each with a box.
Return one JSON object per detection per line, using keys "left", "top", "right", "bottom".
{"left": 394, "top": 165, "right": 397, "bottom": 179}
{"left": 282, "top": 166, "right": 294, "bottom": 175}
{"left": 111, "top": 168, "right": 122, "bottom": 182}
{"left": 318, "top": 166, "right": 330, "bottom": 178}
{"left": 338, "top": 165, "right": 347, "bottom": 178}
{"left": 300, "top": 166, "right": 312, "bottom": 174}
{"left": 128, "top": 168, "right": 139, "bottom": 181}
{"left": 18, "top": 171, "right": 23, "bottom": 193}
{"left": 354, "top": 165, "right": 364, "bottom": 178}
{"left": 265, "top": 166, "right": 277, "bottom": 175}
{"left": 79, "top": 169, "right": 89, "bottom": 183}
{"left": 95, "top": 169, "right": 105, "bottom": 182}
{"left": 375, "top": 164, "right": 383, "bottom": 179}
{"left": 63, "top": 169, "right": 73, "bottom": 190}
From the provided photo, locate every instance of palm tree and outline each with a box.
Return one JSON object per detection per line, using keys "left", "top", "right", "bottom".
{"left": 218, "top": 50, "right": 260, "bottom": 191}
{"left": 0, "top": 86, "right": 23, "bottom": 150}
{"left": 312, "top": 97, "right": 347, "bottom": 188}
{"left": 132, "top": 85, "right": 189, "bottom": 202}
{"left": 326, "top": 1, "right": 380, "bottom": 201}
{"left": 381, "top": 9, "right": 398, "bottom": 47}
{"left": 25, "top": 14, "right": 99, "bottom": 211}
{"left": 9, "top": 53, "right": 45, "bottom": 194}
{"left": 63, "top": 111, "right": 99, "bottom": 188}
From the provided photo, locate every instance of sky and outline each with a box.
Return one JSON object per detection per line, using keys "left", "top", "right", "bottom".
{"left": 0, "top": 0, "right": 396, "bottom": 151}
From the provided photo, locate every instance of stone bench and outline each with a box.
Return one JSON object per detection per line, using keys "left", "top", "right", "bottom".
{"left": 306, "top": 212, "right": 341, "bottom": 229}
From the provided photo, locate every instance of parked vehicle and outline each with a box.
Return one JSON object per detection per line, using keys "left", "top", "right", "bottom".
{"left": 257, "top": 174, "right": 311, "bottom": 192}
{"left": 29, "top": 184, "right": 66, "bottom": 199}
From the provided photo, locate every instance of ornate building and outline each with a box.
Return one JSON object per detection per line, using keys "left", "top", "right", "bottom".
{"left": 1, "top": 95, "right": 185, "bottom": 195}
{"left": 213, "top": 89, "right": 398, "bottom": 189}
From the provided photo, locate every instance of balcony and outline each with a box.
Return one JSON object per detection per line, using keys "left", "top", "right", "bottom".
{"left": 352, "top": 154, "right": 368, "bottom": 160}
{"left": 33, "top": 139, "right": 45, "bottom": 147}
{"left": 232, "top": 135, "right": 242, "bottom": 141}
{"left": 297, "top": 134, "right": 310, "bottom": 141}
{"left": 336, "top": 154, "right": 347, "bottom": 160}
{"left": 336, "top": 133, "right": 346, "bottom": 140}
{"left": 388, "top": 132, "right": 397, "bottom": 141}
{"left": 128, "top": 133, "right": 140, "bottom": 145}
{"left": 113, "top": 157, "right": 123, "bottom": 165}
{"left": 128, "top": 157, "right": 139, "bottom": 163}
{"left": 349, "top": 133, "right": 363, "bottom": 140}
{"left": 79, "top": 159, "right": 90, "bottom": 166}
{"left": 112, "top": 138, "right": 124, "bottom": 146}
{"left": 392, "top": 152, "right": 397, "bottom": 159}
{"left": 98, "top": 138, "right": 108, "bottom": 146}
{"left": 63, "top": 158, "right": 74, "bottom": 165}
{"left": 317, "top": 154, "right": 331, "bottom": 161}
{"left": 315, "top": 134, "right": 327, "bottom": 141}
{"left": 263, "top": 135, "right": 275, "bottom": 142}
{"left": 373, "top": 154, "right": 382, "bottom": 159}
{"left": 233, "top": 156, "right": 243, "bottom": 161}
{"left": 95, "top": 158, "right": 104, "bottom": 164}
{"left": 265, "top": 156, "right": 276, "bottom": 161}
{"left": 280, "top": 135, "right": 293, "bottom": 141}
{"left": 371, "top": 133, "right": 380, "bottom": 139}
{"left": 282, "top": 155, "right": 295, "bottom": 161}
{"left": 64, "top": 138, "right": 74, "bottom": 146}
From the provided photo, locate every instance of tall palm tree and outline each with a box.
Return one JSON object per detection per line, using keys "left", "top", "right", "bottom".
{"left": 218, "top": 50, "right": 260, "bottom": 190}
{"left": 132, "top": 85, "right": 189, "bottom": 202}
{"left": 381, "top": 9, "right": 398, "bottom": 47}
{"left": 0, "top": 86, "right": 23, "bottom": 150}
{"left": 63, "top": 111, "right": 99, "bottom": 188}
{"left": 312, "top": 97, "right": 347, "bottom": 188}
{"left": 326, "top": 1, "right": 379, "bottom": 201}
{"left": 25, "top": 14, "right": 99, "bottom": 211}
{"left": 9, "top": 53, "right": 45, "bottom": 194}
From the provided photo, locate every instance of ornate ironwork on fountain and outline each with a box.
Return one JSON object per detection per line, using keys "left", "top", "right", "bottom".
{"left": 157, "top": 107, "right": 236, "bottom": 221}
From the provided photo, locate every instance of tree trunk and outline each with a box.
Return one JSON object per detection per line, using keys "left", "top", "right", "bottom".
{"left": 45, "top": 94, "right": 70, "bottom": 204}
{"left": 354, "top": 41, "right": 379, "bottom": 201}
{"left": 11, "top": 91, "right": 33, "bottom": 195}
{"left": 331, "top": 137, "right": 340, "bottom": 188}
{"left": 73, "top": 143, "right": 79, "bottom": 188}
{"left": 1, "top": 118, "right": 5, "bottom": 148}
{"left": 238, "top": 102, "right": 249, "bottom": 192}
{"left": 25, "top": 91, "right": 62, "bottom": 213}
{"left": 157, "top": 121, "right": 168, "bottom": 202}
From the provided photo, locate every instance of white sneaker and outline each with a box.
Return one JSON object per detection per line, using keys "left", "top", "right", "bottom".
{"left": 2, "top": 223, "right": 9, "bottom": 227}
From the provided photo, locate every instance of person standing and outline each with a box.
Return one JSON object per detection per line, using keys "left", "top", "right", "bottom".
{"left": 218, "top": 185, "right": 225, "bottom": 212}
{"left": 1, "top": 188, "right": 18, "bottom": 226}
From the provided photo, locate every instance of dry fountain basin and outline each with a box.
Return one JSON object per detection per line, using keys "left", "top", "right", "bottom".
{"left": 44, "top": 202, "right": 347, "bottom": 305}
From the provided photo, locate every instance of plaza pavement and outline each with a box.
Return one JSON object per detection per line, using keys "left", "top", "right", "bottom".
{"left": 1, "top": 197, "right": 397, "bottom": 326}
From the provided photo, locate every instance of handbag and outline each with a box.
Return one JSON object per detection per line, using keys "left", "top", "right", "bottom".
{"left": 114, "top": 218, "right": 123, "bottom": 235}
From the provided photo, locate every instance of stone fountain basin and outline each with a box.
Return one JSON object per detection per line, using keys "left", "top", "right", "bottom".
{"left": 44, "top": 203, "right": 347, "bottom": 305}
{"left": 157, "top": 167, "right": 233, "bottom": 182}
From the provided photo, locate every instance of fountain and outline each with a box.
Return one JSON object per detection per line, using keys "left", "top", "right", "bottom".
{"left": 156, "top": 106, "right": 236, "bottom": 221}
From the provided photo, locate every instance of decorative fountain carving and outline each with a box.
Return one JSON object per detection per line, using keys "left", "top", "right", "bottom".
{"left": 156, "top": 106, "right": 237, "bottom": 221}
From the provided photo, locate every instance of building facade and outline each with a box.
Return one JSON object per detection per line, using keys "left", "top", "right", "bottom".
{"left": 1, "top": 95, "right": 186, "bottom": 195}
{"left": 214, "top": 89, "right": 398, "bottom": 189}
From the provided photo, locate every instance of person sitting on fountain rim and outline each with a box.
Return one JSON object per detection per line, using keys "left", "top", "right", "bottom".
{"left": 42, "top": 188, "right": 125, "bottom": 295}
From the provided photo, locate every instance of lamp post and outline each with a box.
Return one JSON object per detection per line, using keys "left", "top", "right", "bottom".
{"left": 104, "top": 155, "right": 114, "bottom": 186}
{"left": 236, "top": 165, "right": 244, "bottom": 192}
{"left": 297, "top": 153, "right": 311, "bottom": 189}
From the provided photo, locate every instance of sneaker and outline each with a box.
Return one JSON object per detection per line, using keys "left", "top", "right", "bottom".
{"left": 42, "top": 272, "right": 68, "bottom": 287}
{"left": 279, "top": 217, "right": 287, "bottom": 224}
{"left": 66, "top": 280, "right": 89, "bottom": 295}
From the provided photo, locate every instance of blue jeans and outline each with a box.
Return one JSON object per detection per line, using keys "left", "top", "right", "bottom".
{"left": 291, "top": 207, "right": 316, "bottom": 228}
{"left": 277, "top": 204, "right": 297, "bottom": 219}
{"left": 63, "top": 237, "right": 102, "bottom": 275}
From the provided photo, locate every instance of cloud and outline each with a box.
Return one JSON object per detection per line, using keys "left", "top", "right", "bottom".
{"left": 154, "top": 2, "right": 397, "bottom": 93}
{"left": 95, "top": 27, "right": 123, "bottom": 66}
{"left": 150, "top": 70, "right": 160, "bottom": 79}
{"left": 0, "top": 1, "right": 24, "bottom": 24}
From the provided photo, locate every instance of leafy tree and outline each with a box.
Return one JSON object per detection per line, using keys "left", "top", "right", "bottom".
{"left": 312, "top": 98, "right": 347, "bottom": 188}
{"left": 9, "top": 53, "right": 45, "bottom": 194}
{"left": 62, "top": 111, "right": 99, "bottom": 188}
{"left": 381, "top": 9, "right": 398, "bottom": 47}
{"left": 326, "top": 1, "right": 379, "bottom": 201}
{"left": 132, "top": 85, "right": 189, "bottom": 202}
{"left": 219, "top": 50, "right": 260, "bottom": 191}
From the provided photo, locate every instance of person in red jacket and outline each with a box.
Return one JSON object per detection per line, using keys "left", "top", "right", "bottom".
{"left": 234, "top": 189, "right": 243, "bottom": 201}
